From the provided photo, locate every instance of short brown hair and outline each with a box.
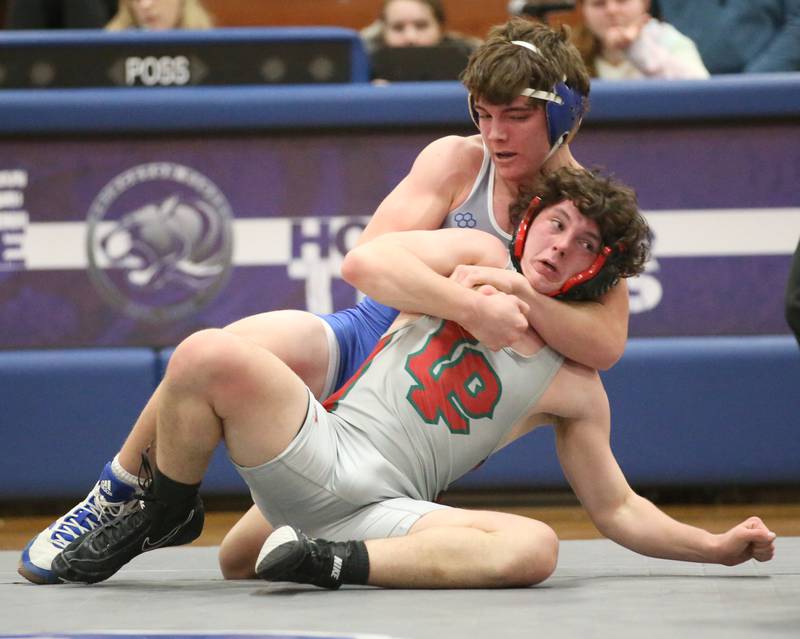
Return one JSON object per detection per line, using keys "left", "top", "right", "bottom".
{"left": 461, "top": 18, "right": 590, "bottom": 108}
{"left": 511, "top": 167, "right": 652, "bottom": 301}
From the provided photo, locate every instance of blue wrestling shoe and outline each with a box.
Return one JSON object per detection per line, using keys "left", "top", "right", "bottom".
{"left": 18, "top": 462, "right": 138, "bottom": 584}
{"left": 52, "top": 456, "right": 204, "bottom": 584}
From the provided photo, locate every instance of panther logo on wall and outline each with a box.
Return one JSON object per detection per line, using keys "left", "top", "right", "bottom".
{"left": 86, "top": 162, "right": 233, "bottom": 322}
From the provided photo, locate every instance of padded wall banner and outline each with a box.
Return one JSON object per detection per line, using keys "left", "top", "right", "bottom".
{"left": 0, "top": 124, "right": 798, "bottom": 349}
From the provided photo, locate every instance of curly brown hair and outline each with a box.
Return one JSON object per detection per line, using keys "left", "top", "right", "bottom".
{"left": 511, "top": 167, "right": 652, "bottom": 301}
{"left": 461, "top": 17, "right": 590, "bottom": 109}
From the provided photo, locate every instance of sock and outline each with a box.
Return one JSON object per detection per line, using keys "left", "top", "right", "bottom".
{"left": 110, "top": 454, "right": 139, "bottom": 489}
{"left": 340, "top": 540, "right": 370, "bottom": 585}
{"left": 152, "top": 466, "right": 200, "bottom": 506}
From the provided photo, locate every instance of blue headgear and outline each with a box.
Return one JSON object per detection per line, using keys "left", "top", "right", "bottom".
{"left": 468, "top": 40, "right": 585, "bottom": 156}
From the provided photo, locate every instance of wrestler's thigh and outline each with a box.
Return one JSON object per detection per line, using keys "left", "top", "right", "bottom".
{"left": 218, "top": 504, "right": 271, "bottom": 580}
{"left": 224, "top": 310, "right": 329, "bottom": 397}
{"left": 409, "top": 506, "right": 555, "bottom": 538}
{"left": 167, "top": 331, "right": 311, "bottom": 467}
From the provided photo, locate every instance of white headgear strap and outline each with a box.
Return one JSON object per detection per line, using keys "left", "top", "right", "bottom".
{"left": 510, "top": 40, "right": 563, "bottom": 105}
{"left": 510, "top": 40, "right": 541, "bottom": 54}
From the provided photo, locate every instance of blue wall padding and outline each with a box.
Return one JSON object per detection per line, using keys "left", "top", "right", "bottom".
{"left": 0, "top": 349, "right": 159, "bottom": 498}
{"left": 1, "top": 335, "right": 797, "bottom": 500}
{"left": 602, "top": 335, "right": 799, "bottom": 486}
{"left": 2, "top": 73, "right": 799, "bottom": 135}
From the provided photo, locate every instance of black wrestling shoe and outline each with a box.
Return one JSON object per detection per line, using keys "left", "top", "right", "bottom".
{"left": 51, "top": 463, "right": 204, "bottom": 584}
{"left": 256, "top": 526, "right": 364, "bottom": 590}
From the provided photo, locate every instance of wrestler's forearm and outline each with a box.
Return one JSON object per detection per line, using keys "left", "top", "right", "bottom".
{"left": 343, "top": 229, "right": 508, "bottom": 319}
{"left": 522, "top": 281, "right": 629, "bottom": 370}
{"left": 597, "top": 492, "right": 720, "bottom": 563}
{"left": 342, "top": 234, "right": 488, "bottom": 324}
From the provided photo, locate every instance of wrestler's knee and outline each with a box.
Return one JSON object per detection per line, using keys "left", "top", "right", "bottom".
{"left": 217, "top": 506, "right": 272, "bottom": 580}
{"left": 499, "top": 522, "right": 559, "bottom": 586}
{"left": 218, "top": 535, "right": 258, "bottom": 580}
{"left": 166, "top": 329, "right": 251, "bottom": 394}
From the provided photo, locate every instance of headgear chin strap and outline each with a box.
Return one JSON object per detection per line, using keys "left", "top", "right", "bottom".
{"left": 509, "top": 196, "right": 615, "bottom": 300}
{"left": 468, "top": 39, "right": 584, "bottom": 155}
{"left": 551, "top": 246, "right": 612, "bottom": 297}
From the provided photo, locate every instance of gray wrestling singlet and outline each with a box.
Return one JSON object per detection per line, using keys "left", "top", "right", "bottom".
{"left": 326, "top": 316, "right": 564, "bottom": 500}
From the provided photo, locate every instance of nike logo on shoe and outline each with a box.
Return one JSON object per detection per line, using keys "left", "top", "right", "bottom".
{"left": 141, "top": 510, "right": 195, "bottom": 551}
{"left": 331, "top": 555, "right": 343, "bottom": 580}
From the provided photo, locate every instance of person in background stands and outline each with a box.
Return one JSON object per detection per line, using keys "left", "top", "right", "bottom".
{"left": 5, "top": 0, "right": 117, "bottom": 29}
{"left": 105, "top": 0, "right": 212, "bottom": 31}
{"left": 360, "top": 0, "right": 480, "bottom": 55}
{"left": 573, "top": 0, "right": 708, "bottom": 79}
{"left": 650, "top": 0, "right": 800, "bottom": 74}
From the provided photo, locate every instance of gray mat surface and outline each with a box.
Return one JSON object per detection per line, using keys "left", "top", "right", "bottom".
{"left": 2, "top": 538, "right": 799, "bottom": 639}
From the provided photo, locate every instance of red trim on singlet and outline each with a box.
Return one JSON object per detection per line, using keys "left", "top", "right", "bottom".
{"left": 322, "top": 332, "right": 394, "bottom": 412}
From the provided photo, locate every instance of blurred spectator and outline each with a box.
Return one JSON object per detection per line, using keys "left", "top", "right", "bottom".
{"left": 106, "top": 0, "right": 213, "bottom": 31}
{"left": 787, "top": 238, "right": 800, "bottom": 347}
{"left": 651, "top": 0, "right": 800, "bottom": 74}
{"left": 362, "top": 0, "right": 480, "bottom": 82}
{"left": 573, "top": 0, "right": 708, "bottom": 79}
{"left": 5, "top": 0, "right": 117, "bottom": 29}
{"left": 361, "top": 0, "right": 480, "bottom": 53}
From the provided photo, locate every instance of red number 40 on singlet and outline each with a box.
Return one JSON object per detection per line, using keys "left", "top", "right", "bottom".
{"left": 405, "top": 321, "right": 502, "bottom": 434}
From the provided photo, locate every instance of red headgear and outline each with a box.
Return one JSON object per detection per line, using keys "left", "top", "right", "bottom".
{"left": 509, "top": 196, "right": 616, "bottom": 299}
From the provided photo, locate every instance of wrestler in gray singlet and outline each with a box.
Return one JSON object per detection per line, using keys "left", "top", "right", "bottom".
{"left": 236, "top": 315, "right": 563, "bottom": 542}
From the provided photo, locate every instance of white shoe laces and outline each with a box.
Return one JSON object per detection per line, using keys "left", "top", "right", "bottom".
{"left": 49, "top": 484, "right": 137, "bottom": 549}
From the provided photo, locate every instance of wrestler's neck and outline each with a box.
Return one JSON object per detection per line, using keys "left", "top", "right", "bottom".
{"left": 544, "top": 144, "right": 581, "bottom": 172}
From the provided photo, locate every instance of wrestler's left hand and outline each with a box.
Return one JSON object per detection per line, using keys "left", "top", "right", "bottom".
{"left": 451, "top": 264, "right": 531, "bottom": 296}
{"left": 713, "top": 516, "right": 776, "bottom": 565}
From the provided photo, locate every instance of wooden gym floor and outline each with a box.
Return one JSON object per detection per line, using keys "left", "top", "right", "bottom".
{"left": 3, "top": 497, "right": 800, "bottom": 551}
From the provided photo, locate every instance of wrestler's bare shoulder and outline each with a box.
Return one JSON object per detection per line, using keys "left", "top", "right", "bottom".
{"left": 414, "top": 135, "right": 485, "bottom": 202}
{"left": 431, "top": 134, "right": 483, "bottom": 158}
{"left": 418, "top": 135, "right": 484, "bottom": 174}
